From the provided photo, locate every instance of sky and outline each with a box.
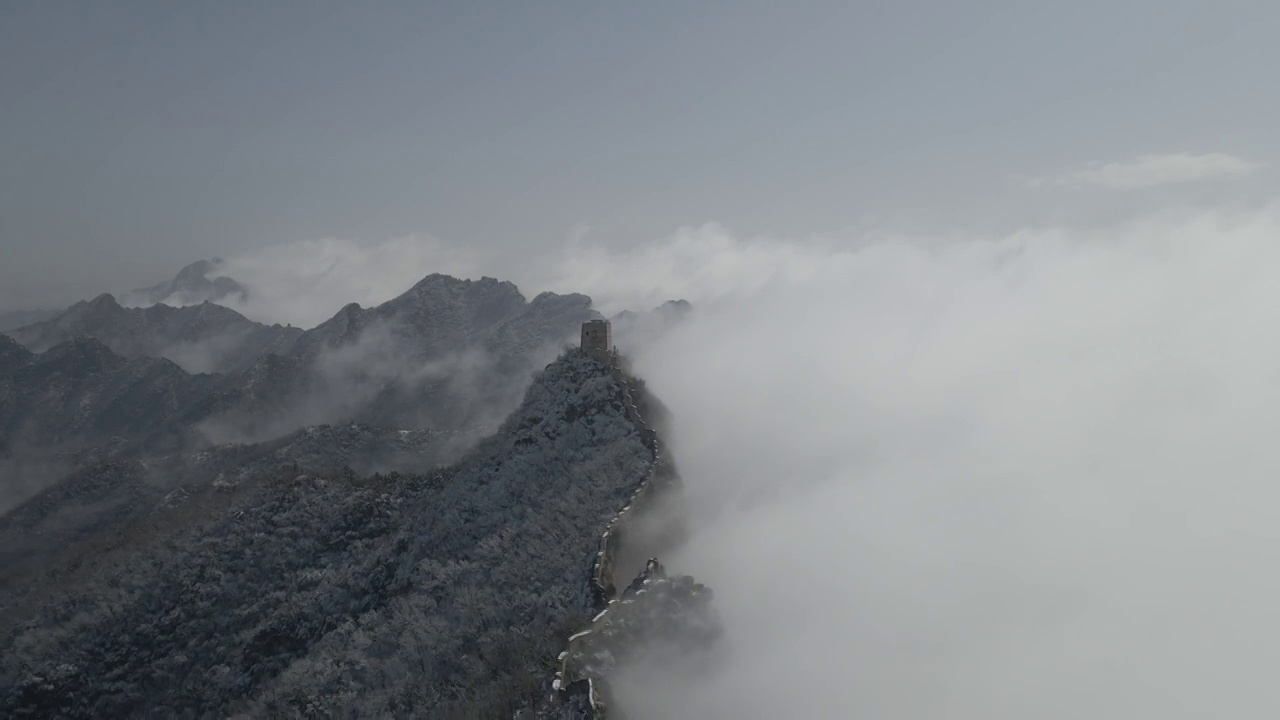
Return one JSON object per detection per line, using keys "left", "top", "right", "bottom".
{"left": 3, "top": 0, "right": 1279, "bottom": 310}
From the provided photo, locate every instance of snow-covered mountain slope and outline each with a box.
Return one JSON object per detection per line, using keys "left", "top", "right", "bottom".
{"left": 217, "top": 274, "right": 600, "bottom": 440}
{"left": 0, "top": 352, "right": 670, "bottom": 717}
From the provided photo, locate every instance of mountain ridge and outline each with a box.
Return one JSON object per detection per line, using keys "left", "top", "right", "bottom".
{"left": 126, "top": 258, "right": 249, "bottom": 307}
{"left": 0, "top": 351, "right": 677, "bottom": 717}
{"left": 1, "top": 270, "right": 707, "bottom": 718}
{"left": 9, "top": 293, "right": 302, "bottom": 374}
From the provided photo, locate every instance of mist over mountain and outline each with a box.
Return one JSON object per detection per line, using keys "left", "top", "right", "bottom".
{"left": 0, "top": 335, "right": 232, "bottom": 466}
{"left": 124, "top": 258, "right": 250, "bottom": 308}
{"left": 8, "top": 207, "right": 1279, "bottom": 718}
{"left": 209, "top": 274, "right": 602, "bottom": 444}
{"left": 12, "top": 204, "right": 1278, "bottom": 720}
{"left": 0, "top": 260, "right": 249, "bottom": 337}
{"left": 2, "top": 272, "right": 608, "bottom": 451}
{"left": 0, "top": 309, "right": 57, "bottom": 333}
{"left": 0, "top": 263, "right": 702, "bottom": 718}
{"left": 8, "top": 293, "right": 303, "bottom": 374}
{"left": 0, "top": 274, "right": 608, "bottom": 503}
{"left": 610, "top": 300, "right": 692, "bottom": 357}
{"left": 590, "top": 211, "right": 1280, "bottom": 718}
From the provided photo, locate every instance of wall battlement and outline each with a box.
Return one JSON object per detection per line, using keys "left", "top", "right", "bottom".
{"left": 543, "top": 365, "right": 682, "bottom": 717}
{"left": 580, "top": 319, "right": 616, "bottom": 366}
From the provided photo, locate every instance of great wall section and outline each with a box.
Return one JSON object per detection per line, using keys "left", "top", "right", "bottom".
{"left": 535, "top": 320, "right": 702, "bottom": 719}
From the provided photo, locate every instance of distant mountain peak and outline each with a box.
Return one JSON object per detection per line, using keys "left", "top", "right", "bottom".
{"left": 7, "top": 294, "right": 303, "bottom": 374}
{"left": 409, "top": 272, "right": 454, "bottom": 287}
{"left": 173, "top": 258, "right": 223, "bottom": 283}
{"left": 129, "top": 258, "right": 248, "bottom": 307}
{"left": 405, "top": 273, "right": 521, "bottom": 298}
{"left": 82, "top": 293, "right": 124, "bottom": 312}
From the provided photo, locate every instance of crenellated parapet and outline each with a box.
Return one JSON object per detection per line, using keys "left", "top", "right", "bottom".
{"left": 580, "top": 319, "right": 617, "bottom": 366}
{"left": 535, "top": 362, "right": 711, "bottom": 718}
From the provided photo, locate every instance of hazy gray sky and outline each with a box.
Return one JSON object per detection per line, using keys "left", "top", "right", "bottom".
{"left": 3, "top": 0, "right": 1277, "bottom": 309}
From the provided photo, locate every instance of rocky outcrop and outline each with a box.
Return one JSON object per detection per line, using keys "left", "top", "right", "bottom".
{"left": 559, "top": 559, "right": 719, "bottom": 705}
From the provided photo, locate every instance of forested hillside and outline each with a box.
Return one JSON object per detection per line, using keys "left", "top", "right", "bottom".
{"left": 1, "top": 353, "right": 661, "bottom": 717}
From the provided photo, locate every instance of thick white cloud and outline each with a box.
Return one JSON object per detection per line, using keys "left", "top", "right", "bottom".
{"left": 589, "top": 207, "right": 1280, "bottom": 717}
{"left": 1026, "top": 152, "right": 1263, "bottom": 190}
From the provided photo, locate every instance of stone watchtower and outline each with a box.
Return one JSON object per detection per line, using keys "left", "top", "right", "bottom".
{"left": 581, "top": 319, "right": 616, "bottom": 365}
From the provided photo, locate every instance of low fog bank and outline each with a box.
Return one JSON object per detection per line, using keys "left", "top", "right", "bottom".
{"left": 609, "top": 208, "right": 1280, "bottom": 717}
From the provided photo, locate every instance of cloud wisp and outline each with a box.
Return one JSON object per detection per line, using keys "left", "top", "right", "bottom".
{"left": 1025, "top": 152, "right": 1263, "bottom": 190}
{"left": 581, "top": 208, "right": 1280, "bottom": 717}
{"left": 215, "top": 235, "right": 484, "bottom": 328}
{"left": 185, "top": 226, "right": 834, "bottom": 327}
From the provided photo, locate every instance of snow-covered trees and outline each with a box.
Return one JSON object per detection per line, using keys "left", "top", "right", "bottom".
{"left": 0, "top": 352, "right": 655, "bottom": 717}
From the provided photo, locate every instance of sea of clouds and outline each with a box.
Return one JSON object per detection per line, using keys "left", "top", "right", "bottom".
{"left": 607, "top": 206, "right": 1280, "bottom": 717}
{"left": 141, "top": 201, "right": 1280, "bottom": 717}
